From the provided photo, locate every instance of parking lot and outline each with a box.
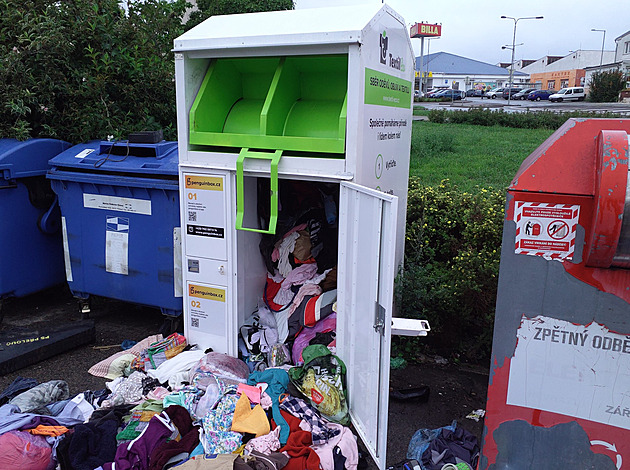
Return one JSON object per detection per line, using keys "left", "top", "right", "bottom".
{"left": 417, "top": 97, "right": 630, "bottom": 114}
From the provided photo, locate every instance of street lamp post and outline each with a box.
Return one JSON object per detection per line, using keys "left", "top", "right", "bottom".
{"left": 501, "top": 15, "right": 543, "bottom": 105}
{"left": 591, "top": 28, "right": 606, "bottom": 71}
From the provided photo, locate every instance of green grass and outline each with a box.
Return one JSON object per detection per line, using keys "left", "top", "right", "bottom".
{"left": 412, "top": 106, "right": 429, "bottom": 116}
{"left": 410, "top": 121, "right": 554, "bottom": 191}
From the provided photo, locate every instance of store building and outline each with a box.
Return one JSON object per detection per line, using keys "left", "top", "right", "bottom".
{"left": 584, "top": 30, "right": 630, "bottom": 88}
{"left": 416, "top": 52, "right": 527, "bottom": 92}
{"left": 523, "top": 50, "right": 615, "bottom": 90}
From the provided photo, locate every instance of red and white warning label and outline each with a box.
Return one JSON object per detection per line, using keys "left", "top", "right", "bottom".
{"left": 514, "top": 202, "right": 580, "bottom": 261}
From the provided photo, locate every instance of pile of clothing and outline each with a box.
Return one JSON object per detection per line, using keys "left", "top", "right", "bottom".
{"left": 242, "top": 180, "right": 340, "bottom": 372}
{"left": 0, "top": 331, "right": 359, "bottom": 470}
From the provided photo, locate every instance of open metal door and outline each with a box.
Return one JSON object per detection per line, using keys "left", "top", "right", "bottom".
{"left": 338, "top": 182, "right": 398, "bottom": 470}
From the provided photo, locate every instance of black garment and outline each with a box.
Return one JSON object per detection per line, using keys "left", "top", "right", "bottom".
{"left": 333, "top": 445, "right": 347, "bottom": 470}
{"left": 57, "top": 405, "right": 133, "bottom": 470}
{"left": 421, "top": 427, "right": 479, "bottom": 470}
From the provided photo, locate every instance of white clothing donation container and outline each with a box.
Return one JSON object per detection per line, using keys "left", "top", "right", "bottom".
{"left": 174, "top": 5, "right": 429, "bottom": 468}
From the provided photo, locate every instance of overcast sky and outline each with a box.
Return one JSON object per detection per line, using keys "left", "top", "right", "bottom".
{"left": 294, "top": 0, "right": 628, "bottom": 65}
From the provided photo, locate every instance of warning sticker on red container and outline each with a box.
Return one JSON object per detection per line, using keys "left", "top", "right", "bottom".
{"left": 514, "top": 202, "right": 580, "bottom": 261}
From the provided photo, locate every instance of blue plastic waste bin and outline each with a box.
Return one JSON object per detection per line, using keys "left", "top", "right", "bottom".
{"left": 0, "top": 138, "right": 71, "bottom": 311}
{"left": 47, "top": 140, "right": 182, "bottom": 317}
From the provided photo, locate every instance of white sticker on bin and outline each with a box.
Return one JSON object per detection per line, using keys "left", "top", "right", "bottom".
{"left": 74, "top": 148, "right": 95, "bottom": 159}
{"left": 83, "top": 194, "right": 151, "bottom": 215}
{"left": 61, "top": 216, "right": 73, "bottom": 282}
{"left": 106, "top": 216, "right": 129, "bottom": 275}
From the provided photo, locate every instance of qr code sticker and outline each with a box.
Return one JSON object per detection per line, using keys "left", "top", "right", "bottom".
{"left": 191, "top": 317, "right": 199, "bottom": 328}
{"left": 188, "top": 211, "right": 197, "bottom": 222}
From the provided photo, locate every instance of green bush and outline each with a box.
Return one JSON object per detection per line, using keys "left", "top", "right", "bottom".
{"left": 0, "top": 0, "right": 190, "bottom": 142}
{"left": 588, "top": 70, "right": 626, "bottom": 102}
{"left": 0, "top": 0, "right": 294, "bottom": 142}
{"left": 188, "top": 0, "right": 293, "bottom": 28}
{"left": 428, "top": 108, "right": 626, "bottom": 129}
{"left": 395, "top": 178, "right": 504, "bottom": 363}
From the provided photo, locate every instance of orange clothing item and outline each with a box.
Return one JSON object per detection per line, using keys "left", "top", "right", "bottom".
{"left": 27, "top": 425, "right": 69, "bottom": 436}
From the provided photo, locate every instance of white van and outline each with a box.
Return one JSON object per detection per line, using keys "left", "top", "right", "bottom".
{"left": 549, "top": 87, "right": 585, "bottom": 102}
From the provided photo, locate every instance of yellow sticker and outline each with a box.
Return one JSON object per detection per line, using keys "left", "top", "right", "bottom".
{"left": 185, "top": 175, "right": 223, "bottom": 191}
{"left": 189, "top": 284, "right": 226, "bottom": 302}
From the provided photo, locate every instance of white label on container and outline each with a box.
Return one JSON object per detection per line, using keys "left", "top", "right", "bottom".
{"left": 106, "top": 216, "right": 129, "bottom": 275}
{"left": 84, "top": 194, "right": 151, "bottom": 215}
{"left": 514, "top": 202, "right": 580, "bottom": 261}
{"left": 508, "top": 315, "right": 630, "bottom": 430}
{"left": 61, "top": 216, "right": 73, "bottom": 282}
{"left": 173, "top": 227, "right": 182, "bottom": 298}
{"left": 74, "top": 148, "right": 95, "bottom": 159}
{"left": 188, "top": 284, "right": 226, "bottom": 334}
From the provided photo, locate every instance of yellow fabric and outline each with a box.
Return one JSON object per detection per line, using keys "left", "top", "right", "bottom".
{"left": 230, "top": 394, "right": 270, "bottom": 438}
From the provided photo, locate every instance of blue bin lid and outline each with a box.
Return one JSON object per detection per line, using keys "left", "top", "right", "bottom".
{"left": 48, "top": 140, "right": 179, "bottom": 176}
{"left": 0, "top": 138, "right": 71, "bottom": 181}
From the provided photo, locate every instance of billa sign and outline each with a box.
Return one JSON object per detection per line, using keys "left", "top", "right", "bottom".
{"left": 410, "top": 23, "right": 442, "bottom": 38}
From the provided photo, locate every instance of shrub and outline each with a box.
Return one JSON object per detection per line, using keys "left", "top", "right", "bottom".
{"left": 588, "top": 70, "right": 626, "bottom": 102}
{"left": 428, "top": 108, "right": 627, "bottom": 129}
{"left": 395, "top": 178, "right": 504, "bottom": 363}
{"left": 0, "top": 0, "right": 294, "bottom": 142}
{"left": 0, "top": 0, "right": 190, "bottom": 142}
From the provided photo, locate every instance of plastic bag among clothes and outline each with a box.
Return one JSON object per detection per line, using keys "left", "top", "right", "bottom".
{"left": 407, "top": 421, "right": 479, "bottom": 470}
{"left": 288, "top": 344, "right": 349, "bottom": 425}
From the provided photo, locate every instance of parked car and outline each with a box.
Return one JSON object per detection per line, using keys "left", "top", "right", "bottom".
{"left": 486, "top": 87, "right": 504, "bottom": 99}
{"left": 414, "top": 89, "right": 424, "bottom": 99}
{"left": 527, "top": 89, "right": 556, "bottom": 101}
{"left": 426, "top": 88, "right": 446, "bottom": 97}
{"left": 549, "top": 87, "right": 586, "bottom": 102}
{"left": 512, "top": 88, "right": 538, "bottom": 100}
{"left": 466, "top": 89, "right": 476, "bottom": 97}
{"left": 434, "top": 89, "right": 463, "bottom": 100}
{"left": 502, "top": 88, "right": 522, "bottom": 99}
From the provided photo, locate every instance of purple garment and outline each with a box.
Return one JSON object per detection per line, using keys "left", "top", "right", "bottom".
{"left": 102, "top": 411, "right": 177, "bottom": 470}
{"left": 292, "top": 313, "right": 337, "bottom": 364}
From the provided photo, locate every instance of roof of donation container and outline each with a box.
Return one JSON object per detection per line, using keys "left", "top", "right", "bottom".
{"left": 174, "top": 4, "right": 405, "bottom": 52}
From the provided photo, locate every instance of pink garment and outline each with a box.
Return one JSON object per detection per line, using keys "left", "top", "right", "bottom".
{"left": 271, "top": 224, "right": 308, "bottom": 262}
{"left": 281, "top": 264, "right": 318, "bottom": 290}
{"left": 244, "top": 426, "right": 281, "bottom": 454}
{"left": 287, "top": 268, "right": 332, "bottom": 315}
{"left": 237, "top": 384, "right": 261, "bottom": 404}
{"left": 260, "top": 392, "right": 273, "bottom": 410}
{"left": 146, "top": 387, "right": 170, "bottom": 401}
{"left": 310, "top": 423, "right": 358, "bottom": 470}
{"left": 289, "top": 284, "right": 322, "bottom": 315}
{"left": 273, "top": 264, "right": 319, "bottom": 307}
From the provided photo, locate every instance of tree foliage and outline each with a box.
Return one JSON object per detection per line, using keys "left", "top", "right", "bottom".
{"left": 0, "top": 0, "right": 190, "bottom": 142}
{"left": 188, "top": 0, "right": 294, "bottom": 28}
{"left": 1, "top": 0, "right": 296, "bottom": 142}
{"left": 588, "top": 70, "right": 626, "bottom": 103}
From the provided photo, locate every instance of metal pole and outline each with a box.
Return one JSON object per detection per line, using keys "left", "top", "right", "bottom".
{"left": 425, "top": 38, "right": 430, "bottom": 93}
{"left": 600, "top": 30, "right": 606, "bottom": 70}
{"left": 507, "top": 19, "right": 516, "bottom": 105}
{"left": 419, "top": 36, "right": 424, "bottom": 94}
{"left": 501, "top": 16, "right": 543, "bottom": 105}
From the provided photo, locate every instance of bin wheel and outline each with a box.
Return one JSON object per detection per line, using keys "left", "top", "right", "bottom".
{"left": 159, "top": 316, "right": 182, "bottom": 336}
{"left": 78, "top": 299, "right": 91, "bottom": 318}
